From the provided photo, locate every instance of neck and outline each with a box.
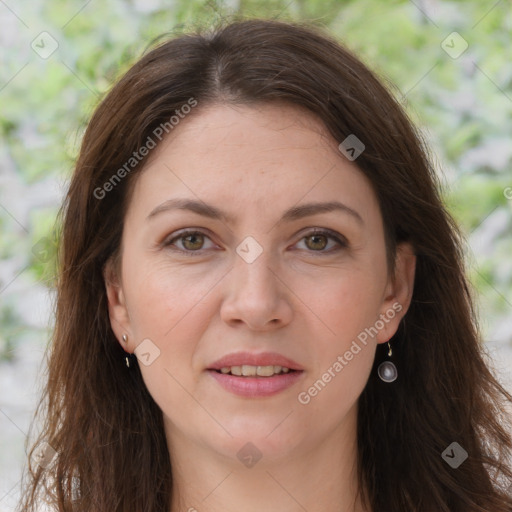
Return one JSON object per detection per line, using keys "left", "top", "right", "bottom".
{"left": 166, "top": 405, "right": 370, "bottom": 512}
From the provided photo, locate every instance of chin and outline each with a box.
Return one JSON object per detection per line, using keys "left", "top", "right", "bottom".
{"left": 203, "top": 418, "right": 307, "bottom": 465}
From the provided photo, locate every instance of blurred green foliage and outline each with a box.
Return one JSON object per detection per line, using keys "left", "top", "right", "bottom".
{"left": 0, "top": 0, "right": 511, "bottom": 360}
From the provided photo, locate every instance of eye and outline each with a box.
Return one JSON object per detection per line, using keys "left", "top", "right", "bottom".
{"left": 164, "top": 230, "right": 216, "bottom": 254}
{"left": 295, "top": 229, "right": 348, "bottom": 253}
{"left": 163, "top": 227, "right": 348, "bottom": 256}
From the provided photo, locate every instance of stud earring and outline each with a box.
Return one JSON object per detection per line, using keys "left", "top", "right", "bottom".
{"left": 377, "top": 341, "right": 397, "bottom": 383}
{"left": 121, "top": 334, "right": 137, "bottom": 368}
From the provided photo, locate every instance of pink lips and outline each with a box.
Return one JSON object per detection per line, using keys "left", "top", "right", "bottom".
{"left": 207, "top": 351, "right": 304, "bottom": 371}
{"left": 206, "top": 351, "right": 305, "bottom": 398}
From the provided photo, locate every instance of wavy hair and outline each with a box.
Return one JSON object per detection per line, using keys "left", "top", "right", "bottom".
{"left": 18, "top": 18, "right": 512, "bottom": 512}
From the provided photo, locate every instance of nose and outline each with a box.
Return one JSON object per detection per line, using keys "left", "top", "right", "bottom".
{"left": 220, "top": 248, "right": 294, "bottom": 331}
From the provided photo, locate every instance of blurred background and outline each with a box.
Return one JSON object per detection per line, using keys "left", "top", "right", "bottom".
{"left": 0, "top": 0, "right": 511, "bottom": 509}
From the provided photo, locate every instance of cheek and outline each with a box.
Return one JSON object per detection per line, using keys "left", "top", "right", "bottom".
{"left": 120, "top": 254, "right": 227, "bottom": 400}
{"left": 121, "top": 258, "right": 218, "bottom": 419}
{"left": 294, "top": 267, "right": 383, "bottom": 411}
{"left": 307, "top": 265, "right": 386, "bottom": 346}
{"left": 122, "top": 251, "right": 223, "bottom": 341}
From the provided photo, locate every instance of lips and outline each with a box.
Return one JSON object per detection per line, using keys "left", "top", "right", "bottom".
{"left": 206, "top": 351, "right": 305, "bottom": 398}
{"left": 207, "top": 351, "right": 304, "bottom": 371}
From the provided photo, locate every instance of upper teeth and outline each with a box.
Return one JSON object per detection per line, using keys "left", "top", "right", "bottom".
{"left": 219, "top": 365, "right": 291, "bottom": 377}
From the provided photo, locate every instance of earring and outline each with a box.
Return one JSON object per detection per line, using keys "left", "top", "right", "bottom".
{"left": 125, "top": 353, "right": 137, "bottom": 368}
{"left": 377, "top": 341, "right": 397, "bottom": 383}
{"left": 122, "top": 334, "right": 137, "bottom": 368}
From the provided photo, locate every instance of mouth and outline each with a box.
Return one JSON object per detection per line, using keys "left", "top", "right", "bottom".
{"left": 207, "top": 351, "right": 304, "bottom": 373}
{"left": 206, "top": 352, "right": 305, "bottom": 397}
{"left": 212, "top": 365, "right": 299, "bottom": 377}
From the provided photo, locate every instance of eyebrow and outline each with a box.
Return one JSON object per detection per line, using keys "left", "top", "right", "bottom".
{"left": 146, "top": 198, "right": 364, "bottom": 225}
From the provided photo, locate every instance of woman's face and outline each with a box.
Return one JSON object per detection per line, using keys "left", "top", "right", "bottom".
{"left": 106, "top": 102, "right": 415, "bottom": 467}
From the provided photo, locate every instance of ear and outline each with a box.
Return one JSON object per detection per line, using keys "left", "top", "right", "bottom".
{"left": 103, "top": 257, "right": 132, "bottom": 352}
{"left": 376, "top": 242, "right": 416, "bottom": 343}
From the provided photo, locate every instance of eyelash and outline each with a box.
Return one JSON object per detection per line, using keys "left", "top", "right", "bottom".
{"left": 163, "top": 228, "right": 348, "bottom": 256}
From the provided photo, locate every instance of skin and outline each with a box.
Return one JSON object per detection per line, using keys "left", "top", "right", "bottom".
{"left": 105, "top": 102, "right": 416, "bottom": 512}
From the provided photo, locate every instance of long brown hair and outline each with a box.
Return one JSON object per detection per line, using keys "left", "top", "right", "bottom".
{"left": 18, "top": 18, "right": 512, "bottom": 512}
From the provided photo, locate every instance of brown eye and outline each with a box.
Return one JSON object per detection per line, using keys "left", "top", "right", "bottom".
{"left": 181, "top": 233, "right": 205, "bottom": 251}
{"left": 305, "top": 233, "right": 328, "bottom": 251}
{"left": 296, "top": 229, "right": 347, "bottom": 253}
{"left": 164, "top": 230, "right": 216, "bottom": 255}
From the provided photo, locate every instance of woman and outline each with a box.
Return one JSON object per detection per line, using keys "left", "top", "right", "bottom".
{"left": 19, "top": 18, "right": 512, "bottom": 512}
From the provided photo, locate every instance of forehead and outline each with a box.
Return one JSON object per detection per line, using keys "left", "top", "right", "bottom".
{"left": 126, "top": 102, "right": 380, "bottom": 227}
